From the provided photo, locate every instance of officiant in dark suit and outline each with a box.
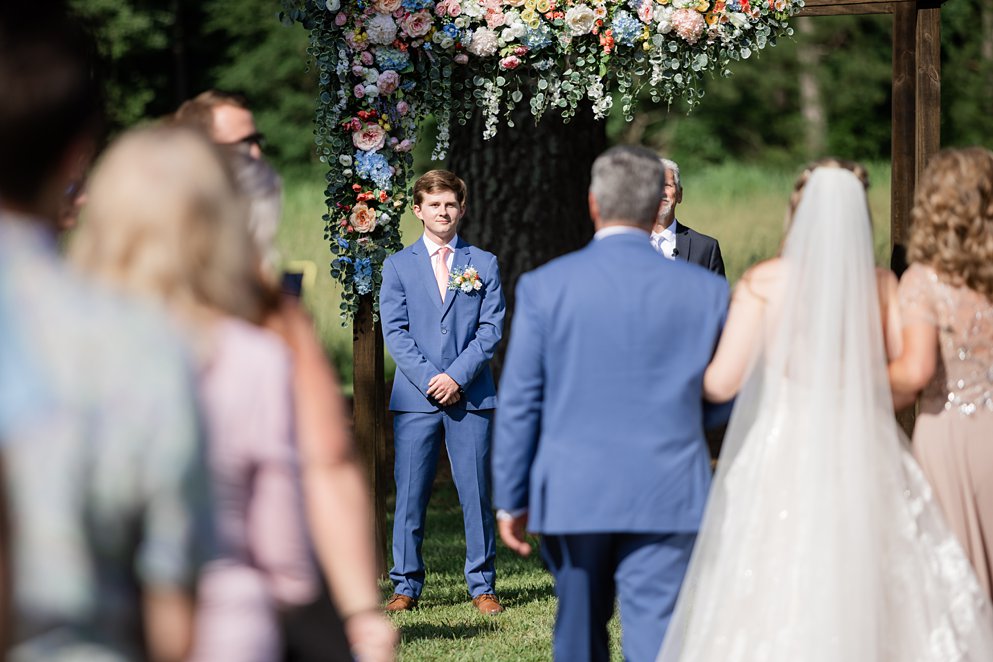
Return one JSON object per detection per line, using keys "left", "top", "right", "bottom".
{"left": 651, "top": 158, "right": 725, "bottom": 278}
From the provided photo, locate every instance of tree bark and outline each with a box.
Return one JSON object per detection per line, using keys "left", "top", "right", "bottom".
{"left": 448, "top": 102, "right": 607, "bottom": 376}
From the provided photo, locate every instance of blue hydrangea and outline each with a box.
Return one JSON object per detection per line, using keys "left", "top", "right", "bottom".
{"left": 353, "top": 257, "right": 374, "bottom": 295}
{"left": 442, "top": 23, "right": 461, "bottom": 40}
{"left": 626, "top": 0, "right": 644, "bottom": 11}
{"left": 522, "top": 24, "right": 553, "bottom": 51}
{"left": 355, "top": 150, "right": 393, "bottom": 189}
{"left": 337, "top": 237, "right": 350, "bottom": 250}
{"left": 401, "top": 0, "right": 432, "bottom": 10}
{"left": 725, "top": 0, "right": 745, "bottom": 10}
{"left": 611, "top": 10, "right": 642, "bottom": 47}
{"left": 375, "top": 47, "right": 410, "bottom": 72}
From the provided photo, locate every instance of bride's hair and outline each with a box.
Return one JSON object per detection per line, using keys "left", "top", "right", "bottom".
{"left": 785, "top": 157, "right": 870, "bottom": 232}
{"left": 908, "top": 146, "right": 993, "bottom": 300}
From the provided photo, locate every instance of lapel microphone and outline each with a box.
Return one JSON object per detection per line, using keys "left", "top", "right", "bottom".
{"left": 672, "top": 248, "right": 679, "bottom": 257}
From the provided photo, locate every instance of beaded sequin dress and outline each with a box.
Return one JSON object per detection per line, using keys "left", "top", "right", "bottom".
{"left": 900, "top": 263, "right": 993, "bottom": 599}
{"left": 658, "top": 170, "right": 993, "bottom": 662}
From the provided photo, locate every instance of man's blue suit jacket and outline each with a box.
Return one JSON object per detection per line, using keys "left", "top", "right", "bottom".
{"left": 493, "top": 232, "right": 730, "bottom": 534}
{"left": 380, "top": 237, "right": 504, "bottom": 413}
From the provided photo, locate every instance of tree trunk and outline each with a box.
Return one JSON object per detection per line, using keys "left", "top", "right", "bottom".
{"left": 795, "top": 17, "right": 827, "bottom": 159}
{"left": 448, "top": 102, "right": 607, "bottom": 376}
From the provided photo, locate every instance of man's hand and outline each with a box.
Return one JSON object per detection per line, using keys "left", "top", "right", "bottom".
{"left": 426, "top": 373, "right": 461, "bottom": 406}
{"left": 498, "top": 513, "right": 531, "bottom": 557}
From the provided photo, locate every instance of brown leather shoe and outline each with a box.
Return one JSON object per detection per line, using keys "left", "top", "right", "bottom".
{"left": 385, "top": 593, "right": 418, "bottom": 612}
{"left": 472, "top": 593, "right": 504, "bottom": 615}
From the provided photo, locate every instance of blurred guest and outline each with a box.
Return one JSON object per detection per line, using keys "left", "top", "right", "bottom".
{"left": 0, "top": 5, "right": 211, "bottom": 661}
{"left": 174, "top": 89, "right": 265, "bottom": 159}
{"left": 889, "top": 146, "right": 993, "bottom": 598}
{"left": 71, "top": 126, "right": 317, "bottom": 662}
{"left": 229, "top": 152, "right": 398, "bottom": 662}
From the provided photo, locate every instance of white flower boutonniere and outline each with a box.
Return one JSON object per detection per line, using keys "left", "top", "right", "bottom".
{"left": 448, "top": 266, "right": 483, "bottom": 294}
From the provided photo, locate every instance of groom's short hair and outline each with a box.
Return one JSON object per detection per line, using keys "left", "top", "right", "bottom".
{"left": 414, "top": 169, "right": 467, "bottom": 208}
{"left": 590, "top": 146, "right": 666, "bottom": 227}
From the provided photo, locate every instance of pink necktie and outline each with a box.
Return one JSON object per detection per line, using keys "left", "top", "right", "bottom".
{"left": 434, "top": 246, "right": 451, "bottom": 300}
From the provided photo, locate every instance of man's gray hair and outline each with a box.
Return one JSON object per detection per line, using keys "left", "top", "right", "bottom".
{"left": 660, "top": 157, "right": 682, "bottom": 193}
{"left": 589, "top": 145, "right": 666, "bottom": 227}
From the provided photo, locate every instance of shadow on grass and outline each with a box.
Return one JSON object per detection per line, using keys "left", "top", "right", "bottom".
{"left": 400, "top": 620, "right": 501, "bottom": 643}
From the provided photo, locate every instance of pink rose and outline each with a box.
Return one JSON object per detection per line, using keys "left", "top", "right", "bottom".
{"left": 360, "top": 50, "right": 374, "bottom": 65}
{"left": 638, "top": 0, "right": 653, "bottom": 23}
{"left": 350, "top": 203, "right": 378, "bottom": 233}
{"left": 454, "top": 52, "right": 469, "bottom": 64}
{"left": 400, "top": 11, "right": 433, "bottom": 38}
{"left": 499, "top": 55, "right": 521, "bottom": 70}
{"left": 335, "top": 12, "right": 348, "bottom": 26}
{"left": 395, "top": 139, "right": 415, "bottom": 152}
{"left": 514, "top": 45, "right": 528, "bottom": 56}
{"left": 377, "top": 70, "right": 400, "bottom": 95}
{"left": 485, "top": 10, "right": 507, "bottom": 29}
{"left": 374, "top": 0, "right": 402, "bottom": 12}
{"left": 396, "top": 100, "right": 410, "bottom": 115}
{"left": 353, "top": 84, "right": 366, "bottom": 99}
{"left": 352, "top": 122, "right": 387, "bottom": 151}
{"left": 352, "top": 64, "right": 365, "bottom": 76}
{"left": 435, "top": 0, "right": 462, "bottom": 16}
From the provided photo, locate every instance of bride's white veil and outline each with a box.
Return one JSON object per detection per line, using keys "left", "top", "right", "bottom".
{"left": 659, "top": 167, "right": 993, "bottom": 661}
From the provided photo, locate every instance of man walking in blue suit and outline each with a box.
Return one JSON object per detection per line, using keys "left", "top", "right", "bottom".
{"left": 493, "top": 146, "right": 730, "bottom": 660}
{"left": 380, "top": 170, "right": 506, "bottom": 615}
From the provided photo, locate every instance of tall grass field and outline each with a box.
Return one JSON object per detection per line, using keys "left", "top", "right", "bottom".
{"left": 277, "top": 161, "right": 894, "bottom": 391}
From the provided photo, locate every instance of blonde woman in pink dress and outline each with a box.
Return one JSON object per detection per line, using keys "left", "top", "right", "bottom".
{"left": 71, "top": 126, "right": 317, "bottom": 662}
{"left": 890, "top": 147, "right": 993, "bottom": 599}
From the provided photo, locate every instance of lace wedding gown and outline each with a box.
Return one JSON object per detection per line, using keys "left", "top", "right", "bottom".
{"left": 658, "top": 169, "right": 993, "bottom": 662}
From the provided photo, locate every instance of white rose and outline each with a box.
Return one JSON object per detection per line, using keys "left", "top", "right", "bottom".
{"left": 364, "top": 68, "right": 380, "bottom": 84}
{"left": 365, "top": 13, "right": 398, "bottom": 45}
{"left": 564, "top": 4, "right": 596, "bottom": 37}
{"left": 325, "top": 0, "right": 341, "bottom": 10}
{"left": 467, "top": 26, "right": 499, "bottom": 56}
{"left": 462, "top": 0, "right": 485, "bottom": 19}
{"left": 501, "top": 21, "right": 526, "bottom": 42}
{"left": 363, "top": 83, "right": 380, "bottom": 98}
{"left": 655, "top": 6, "right": 673, "bottom": 33}
{"left": 727, "top": 12, "right": 751, "bottom": 29}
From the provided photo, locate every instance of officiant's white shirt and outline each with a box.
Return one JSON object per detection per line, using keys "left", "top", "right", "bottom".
{"left": 650, "top": 220, "right": 678, "bottom": 259}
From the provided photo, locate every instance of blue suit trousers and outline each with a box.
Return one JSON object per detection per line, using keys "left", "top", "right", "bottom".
{"left": 390, "top": 408, "right": 496, "bottom": 599}
{"left": 540, "top": 532, "right": 696, "bottom": 662}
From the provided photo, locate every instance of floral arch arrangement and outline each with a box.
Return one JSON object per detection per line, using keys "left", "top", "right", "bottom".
{"left": 280, "top": 0, "right": 803, "bottom": 320}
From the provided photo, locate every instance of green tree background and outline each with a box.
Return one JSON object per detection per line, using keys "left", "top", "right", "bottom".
{"left": 70, "top": 0, "right": 992, "bottom": 171}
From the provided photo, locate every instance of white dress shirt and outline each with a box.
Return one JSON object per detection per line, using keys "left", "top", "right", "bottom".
{"left": 650, "top": 220, "right": 678, "bottom": 259}
{"left": 422, "top": 233, "right": 458, "bottom": 271}
{"left": 593, "top": 225, "right": 651, "bottom": 241}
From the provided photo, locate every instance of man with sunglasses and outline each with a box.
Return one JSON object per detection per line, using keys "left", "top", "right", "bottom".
{"left": 174, "top": 90, "right": 266, "bottom": 159}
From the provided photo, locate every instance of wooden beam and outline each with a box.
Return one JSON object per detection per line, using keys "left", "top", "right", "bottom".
{"left": 800, "top": 2, "right": 894, "bottom": 16}
{"left": 798, "top": 0, "right": 947, "bottom": 16}
{"left": 916, "top": 2, "right": 942, "bottom": 180}
{"left": 353, "top": 295, "right": 389, "bottom": 575}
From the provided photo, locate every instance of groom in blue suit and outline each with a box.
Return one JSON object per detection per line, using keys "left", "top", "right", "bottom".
{"left": 494, "top": 146, "right": 730, "bottom": 661}
{"left": 380, "top": 170, "right": 506, "bottom": 614}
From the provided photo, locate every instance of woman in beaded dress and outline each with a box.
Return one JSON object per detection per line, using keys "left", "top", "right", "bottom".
{"left": 889, "top": 147, "right": 993, "bottom": 599}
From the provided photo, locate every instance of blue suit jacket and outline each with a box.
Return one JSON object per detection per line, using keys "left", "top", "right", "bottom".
{"left": 493, "top": 232, "right": 730, "bottom": 534}
{"left": 380, "top": 237, "right": 505, "bottom": 413}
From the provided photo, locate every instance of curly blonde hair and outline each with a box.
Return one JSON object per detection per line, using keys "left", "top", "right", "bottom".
{"left": 908, "top": 147, "right": 993, "bottom": 300}
{"left": 785, "top": 157, "right": 870, "bottom": 231}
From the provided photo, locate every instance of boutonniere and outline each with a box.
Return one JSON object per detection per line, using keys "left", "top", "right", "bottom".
{"left": 448, "top": 266, "right": 483, "bottom": 294}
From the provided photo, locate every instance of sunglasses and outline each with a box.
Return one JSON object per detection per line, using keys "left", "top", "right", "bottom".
{"left": 222, "top": 132, "right": 267, "bottom": 153}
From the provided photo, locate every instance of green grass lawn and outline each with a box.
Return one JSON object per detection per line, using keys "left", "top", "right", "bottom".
{"left": 381, "top": 478, "right": 624, "bottom": 660}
